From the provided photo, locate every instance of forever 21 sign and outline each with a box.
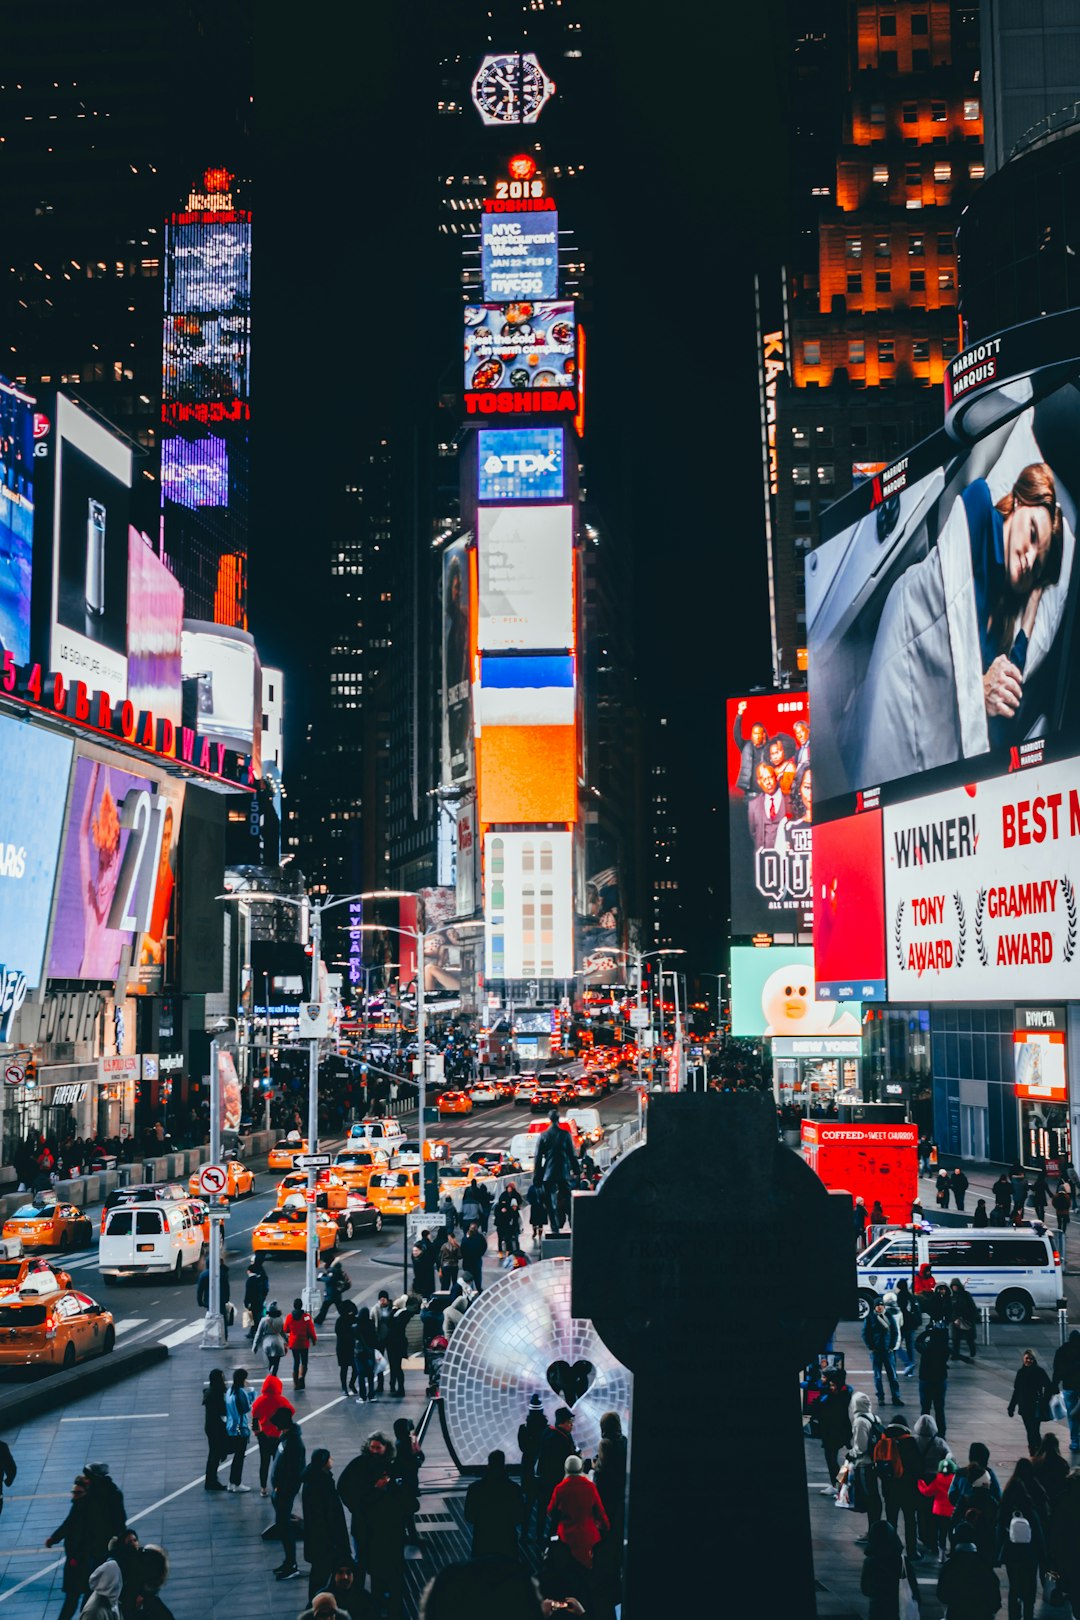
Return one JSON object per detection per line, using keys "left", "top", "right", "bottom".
{"left": 0, "top": 966, "right": 28, "bottom": 1043}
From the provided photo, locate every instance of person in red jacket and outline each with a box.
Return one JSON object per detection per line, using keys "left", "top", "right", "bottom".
{"left": 913, "top": 1262, "right": 936, "bottom": 1296}
{"left": 547, "top": 1455, "right": 610, "bottom": 1571}
{"left": 284, "top": 1297, "right": 317, "bottom": 1391}
{"left": 917, "top": 1456, "right": 956, "bottom": 1561}
{"left": 251, "top": 1374, "right": 295, "bottom": 1497}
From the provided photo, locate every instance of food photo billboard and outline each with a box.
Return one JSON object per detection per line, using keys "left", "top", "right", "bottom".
{"left": 464, "top": 303, "right": 576, "bottom": 397}
{"left": 726, "top": 692, "right": 812, "bottom": 935}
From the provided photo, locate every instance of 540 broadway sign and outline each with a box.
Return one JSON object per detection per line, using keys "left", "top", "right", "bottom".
{"left": 885, "top": 758, "right": 1080, "bottom": 1000}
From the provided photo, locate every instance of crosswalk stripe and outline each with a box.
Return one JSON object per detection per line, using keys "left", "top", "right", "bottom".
{"left": 119, "top": 1318, "right": 174, "bottom": 1346}
{"left": 159, "top": 1318, "right": 204, "bottom": 1348}
{"left": 111, "top": 1318, "right": 148, "bottom": 1333}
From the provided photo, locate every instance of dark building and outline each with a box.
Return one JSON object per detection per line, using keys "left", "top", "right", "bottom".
{"left": 980, "top": 0, "right": 1080, "bottom": 174}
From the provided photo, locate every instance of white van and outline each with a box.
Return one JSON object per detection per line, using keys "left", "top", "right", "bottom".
{"left": 348, "top": 1117, "right": 405, "bottom": 1149}
{"left": 508, "top": 1133, "right": 538, "bottom": 1174}
{"left": 99, "top": 1199, "right": 205, "bottom": 1282}
{"left": 563, "top": 1108, "right": 603, "bottom": 1146}
{"left": 857, "top": 1225, "right": 1064, "bottom": 1323}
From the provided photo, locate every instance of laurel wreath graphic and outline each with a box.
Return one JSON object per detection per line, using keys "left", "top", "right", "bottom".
{"left": 954, "top": 893, "right": 966, "bottom": 968}
{"left": 975, "top": 887, "right": 988, "bottom": 966}
{"left": 1063, "top": 875, "right": 1077, "bottom": 963}
{"left": 893, "top": 899, "right": 905, "bottom": 969}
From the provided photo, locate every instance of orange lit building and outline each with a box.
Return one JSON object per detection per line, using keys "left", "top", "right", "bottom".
{"left": 766, "top": 1, "right": 983, "bottom": 682}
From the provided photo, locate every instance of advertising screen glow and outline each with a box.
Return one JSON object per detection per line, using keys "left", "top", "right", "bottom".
{"left": 1013, "top": 1029, "right": 1067, "bottom": 1101}
{"left": 730, "top": 945, "right": 862, "bottom": 1041}
{"left": 163, "top": 218, "right": 252, "bottom": 405}
{"left": 726, "top": 692, "right": 811, "bottom": 935}
{"left": 0, "top": 378, "right": 35, "bottom": 664}
{"left": 181, "top": 624, "right": 259, "bottom": 763}
{"left": 160, "top": 434, "right": 229, "bottom": 508}
{"left": 477, "top": 504, "right": 573, "bottom": 651}
{"left": 481, "top": 211, "right": 559, "bottom": 301}
{"left": 813, "top": 810, "right": 887, "bottom": 1001}
{"left": 441, "top": 538, "right": 473, "bottom": 788}
{"left": 128, "top": 533, "right": 183, "bottom": 726}
{"left": 477, "top": 427, "right": 564, "bottom": 502}
{"left": 0, "top": 715, "right": 74, "bottom": 987}
{"left": 464, "top": 303, "right": 575, "bottom": 396}
{"left": 477, "top": 724, "right": 577, "bottom": 825}
{"left": 484, "top": 830, "right": 573, "bottom": 980}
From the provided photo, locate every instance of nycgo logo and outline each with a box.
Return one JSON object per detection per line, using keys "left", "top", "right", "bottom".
{"left": 482, "top": 449, "right": 558, "bottom": 477}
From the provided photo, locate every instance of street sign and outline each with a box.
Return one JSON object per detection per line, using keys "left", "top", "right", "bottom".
{"left": 407, "top": 1211, "right": 437, "bottom": 1245}
{"left": 4, "top": 1064, "right": 24, "bottom": 1087}
{"left": 295, "top": 1152, "right": 332, "bottom": 1170}
{"left": 628, "top": 1008, "right": 650, "bottom": 1029}
{"left": 198, "top": 1163, "right": 228, "bottom": 1197}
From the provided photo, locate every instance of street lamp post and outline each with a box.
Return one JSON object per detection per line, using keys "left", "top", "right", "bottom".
{"left": 201, "top": 1016, "right": 237, "bottom": 1349}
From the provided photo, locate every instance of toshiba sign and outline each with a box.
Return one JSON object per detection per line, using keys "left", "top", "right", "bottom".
{"left": 885, "top": 757, "right": 1080, "bottom": 1001}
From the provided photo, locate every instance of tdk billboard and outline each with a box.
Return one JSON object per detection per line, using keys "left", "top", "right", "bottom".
{"left": 477, "top": 428, "right": 564, "bottom": 502}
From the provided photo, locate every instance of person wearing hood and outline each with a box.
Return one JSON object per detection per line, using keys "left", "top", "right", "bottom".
{"left": 918, "top": 1457, "right": 958, "bottom": 1561}
{"left": 83, "top": 1464, "right": 127, "bottom": 1563}
{"left": 1048, "top": 1470, "right": 1080, "bottom": 1613}
{"left": 1031, "top": 1433, "right": 1070, "bottom": 1507}
{"left": 949, "top": 1445, "right": 1001, "bottom": 1513}
{"left": 996, "top": 1458, "right": 1048, "bottom": 1562}
{"left": 859, "top": 1518, "right": 905, "bottom": 1620}
{"left": 1008, "top": 1350, "right": 1052, "bottom": 1455}
{"left": 301, "top": 1449, "right": 351, "bottom": 1602}
{"left": 308, "top": 1561, "right": 376, "bottom": 1620}
{"left": 270, "top": 1408, "right": 306, "bottom": 1582}
{"left": 518, "top": 1394, "right": 549, "bottom": 1538}
{"left": 848, "top": 1390, "right": 884, "bottom": 1533}
{"left": 1050, "top": 1327, "right": 1080, "bottom": 1454}
{"left": 912, "top": 1414, "right": 950, "bottom": 1549}
{"left": 252, "top": 1300, "right": 286, "bottom": 1378}
{"left": 972, "top": 1199, "right": 990, "bottom": 1229}
{"left": 948, "top": 1280, "right": 979, "bottom": 1363}
{"left": 869, "top": 1200, "right": 887, "bottom": 1230}
{"left": 252, "top": 1373, "right": 294, "bottom": 1498}
{"left": 863, "top": 1300, "right": 902, "bottom": 1408}
{"left": 951, "top": 1468, "right": 1000, "bottom": 1566}
{"left": 880, "top": 1415, "right": 921, "bottom": 1560}
{"left": 937, "top": 1528, "right": 1001, "bottom": 1620}
{"left": 913, "top": 1263, "right": 936, "bottom": 1297}
{"left": 78, "top": 1558, "right": 123, "bottom": 1620}
{"left": 464, "top": 1449, "right": 525, "bottom": 1561}
{"left": 915, "top": 1318, "right": 950, "bottom": 1437}
{"left": 817, "top": 1368, "right": 854, "bottom": 1490}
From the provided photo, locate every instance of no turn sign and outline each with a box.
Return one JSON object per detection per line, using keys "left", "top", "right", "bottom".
{"left": 4, "top": 1065, "right": 24, "bottom": 1088}
{"left": 198, "top": 1163, "right": 228, "bottom": 1197}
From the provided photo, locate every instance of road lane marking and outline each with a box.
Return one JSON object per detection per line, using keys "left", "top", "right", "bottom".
{"left": 60, "top": 1412, "right": 170, "bottom": 1422}
{"left": 158, "top": 1320, "right": 204, "bottom": 1348}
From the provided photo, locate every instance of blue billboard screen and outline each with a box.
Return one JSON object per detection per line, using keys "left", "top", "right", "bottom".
{"left": 481, "top": 210, "right": 559, "bottom": 301}
{"left": 0, "top": 715, "right": 74, "bottom": 987}
{"left": 477, "top": 427, "right": 564, "bottom": 501}
{"left": 0, "top": 379, "right": 36, "bottom": 664}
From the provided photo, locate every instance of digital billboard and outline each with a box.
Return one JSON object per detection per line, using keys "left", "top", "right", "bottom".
{"left": 726, "top": 693, "right": 811, "bottom": 935}
{"left": 51, "top": 394, "right": 132, "bottom": 696}
{"left": 809, "top": 319, "right": 1080, "bottom": 815}
{"left": 441, "top": 538, "right": 473, "bottom": 788}
{"left": 884, "top": 754, "right": 1080, "bottom": 1003}
{"left": 48, "top": 755, "right": 164, "bottom": 983}
{"left": 0, "top": 715, "right": 74, "bottom": 987}
{"left": 160, "top": 434, "right": 229, "bottom": 508}
{"left": 417, "top": 886, "right": 466, "bottom": 999}
{"left": 128, "top": 532, "right": 183, "bottom": 726}
{"left": 477, "top": 504, "right": 573, "bottom": 651}
{"left": 730, "top": 945, "right": 862, "bottom": 1042}
{"left": 134, "top": 778, "right": 184, "bottom": 994}
{"left": 1014, "top": 1029, "right": 1067, "bottom": 1102}
{"left": 477, "top": 428, "right": 564, "bottom": 502}
{"left": 477, "top": 655, "right": 574, "bottom": 727}
{"left": 0, "top": 378, "right": 36, "bottom": 664}
{"left": 477, "top": 724, "right": 577, "bottom": 824}
{"left": 813, "top": 809, "right": 887, "bottom": 1001}
{"left": 464, "top": 303, "right": 575, "bottom": 396}
{"left": 163, "top": 217, "right": 252, "bottom": 405}
{"left": 481, "top": 211, "right": 559, "bottom": 302}
{"left": 484, "top": 830, "right": 573, "bottom": 981}
{"left": 578, "top": 839, "right": 623, "bottom": 985}
{"left": 181, "top": 622, "right": 260, "bottom": 766}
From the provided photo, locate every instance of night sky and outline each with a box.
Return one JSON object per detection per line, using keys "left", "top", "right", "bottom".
{"left": 251, "top": 0, "right": 792, "bottom": 964}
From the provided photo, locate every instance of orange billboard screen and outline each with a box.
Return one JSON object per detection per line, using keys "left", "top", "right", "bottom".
{"left": 477, "top": 725, "right": 576, "bottom": 823}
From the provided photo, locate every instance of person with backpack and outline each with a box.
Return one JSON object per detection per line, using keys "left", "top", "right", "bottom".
{"left": 937, "top": 1526, "right": 1001, "bottom": 1619}
{"left": 949, "top": 1444, "right": 1002, "bottom": 1515}
{"left": 315, "top": 1260, "right": 351, "bottom": 1326}
{"left": 916, "top": 1318, "right": 951, "bottom": 1437}
{"left": 1007, "top": 1350, "right": 1052, "bottom": 1456}
{"left": 875, "top": 1415, "right": 921, "bottom": 1559}
{"left": 223, "top": 1367, "right": 253, "bottom": 1493}
{"left": 864, "top": 1300, "right": 902, "bottom": 1409}
{"left": 859, "top": 1518, "right": 906, "bottom": 1620}
{"left": 918, "top": 1456, "right": 958, "bottom": 1562}
{"left": 998, "top": 1503, "right": 1039, "bottom": 1620}
{"left": 849, "top": 1390, "right": 884, "bottom": 1537}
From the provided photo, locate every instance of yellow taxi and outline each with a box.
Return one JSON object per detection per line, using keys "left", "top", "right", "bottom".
{"left": 437, "top": 1090, "right": 473, "bottom": 1116}
{"left": 0, "top": 1255, "right": 72, "bottom": 1292}
{"left": 187, "top": 1159, "right": 255, "bottom": 1201}
{"left": 0, "top": 1276, "right": 115, "bottom": 1368}
{"left": 276, "top": 1169, "right": 348, "bottom": 1209}
{"left": 2, "top": 1196, "right": 94, "bottom": 1254}
{"left": 365, "top": 1167, "right": 422, "bottom": 1218}
{"left": 251, "top": 1196, "right": 338, "bottom": 1258}
{"left": 331, "top": 1147, "right": 390, "bottom": 1191}
{"left": 267, "top": 1135, "right": 309, "bottom": 1172}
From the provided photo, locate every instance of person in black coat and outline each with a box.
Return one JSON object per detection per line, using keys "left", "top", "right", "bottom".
{"left": 948, "top": 1279, "right": 979, "bottom": 1363}
{"left": 464, "top": 1450, "right": 525, "bottom": 1561}
{"left": 950, "top": 1167, "right": 969, "bottom": 1213}
{"left": 938, "top": 1528, "right": 1001, "bottom": 1619}
{"left": 244, "top": 1257, "right": 269, "bottom": 1340}
{"left": 337, "top": 1433, "right": 395, "bottom": 1583}
{"left": 411, "top": 1235, "right": 436, "bottom": 1298}
{"left": 202, "top": 1368, "right": 228, "bottom": 1492}
{"left": 532, "top": 1113, "right": 579, "bottom": 1234}
{"left": 916, "top": 1320, "right": 950, "bottom": 1437}
{"left": 460, "top": 1223, "right": 488, "bottom": 1291}
{"left": 46, "top": 1474, "right": 97, "bottom": 1620}
{"left": 535, "top": 1409, "right": 579, "bottom": 1530}
{"left": 335, "top": 1302, "right": 357, "bottom": 1396}
{"left": 860, "top": 1518, "right": 905, "bottom": 1620}
{"left": 270, "top": 1409, "right": 307, "bottom": 1580}
{"left": 82, "top": 1463, "right": 127, "bottom": 1562}
{"left": 816, "top": 1371, "right": 854, "bottom": 1488}
{"left": 517, "top": 1395, "right": 549, "bottom": 1537}
{"left": 385, "top": 1300, "right": 408, "bottom": 1398}
{"left": 301, "top": 1449, "right": 351, "bottom": 1602}
{"left": 1008, "top": 1350, "right": 1052, "bottom": 1455}
{"left": 0, "top": 1438, "right": 16, "bottom": 1519}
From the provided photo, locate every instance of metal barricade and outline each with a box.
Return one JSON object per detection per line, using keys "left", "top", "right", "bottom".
{"left": 980, "top": 1304, "right": 992, "bottom": 1346}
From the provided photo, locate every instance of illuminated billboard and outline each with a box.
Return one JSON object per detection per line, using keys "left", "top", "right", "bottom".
{"left": 809, "top": 312, "right": 1080, "bottom": 815}
{"left": 134, "top": 777, "right": 185, "bottom": 994}
{"left": 163, "top": 216, "right": 251, "bottom": 406}
{"left": 481, "top": 211, "right": 559, "bottom": 302}
{"left": 50, "top": 394, "right": 132, "bottom": 697}
{"left": 0, "top": 715, "right": 74, "bottom": 987}
{"left": 726, "top": 692, "right": 811, "bottom": 935}
{"left": 884, "top": 753, "right": 1080, "bottom": 1003}
{"left": 477, "top": 655, "right": 574, "bottom": 727}
{"left": 181, "top": 622, "right": 260, "bottom": 765}
{"left": 441, "top": 537, "right": 473, "bottom": 788}
{"left": 477, "top": 504, "right": 573, "bottom": 651}
{"left": 813, "top": 810, "right": 887, "bottom": 1002}
{"left": 1014, "top": 1029, "right": 1067, "bottom": 1102}
{"left": 484, "top": 830, "right": 573, "bottom": 980}
{"left": 477, "top": 723, "right": 577, "bottom": 824}
{"left": 464, "top": 303, "right": 575, "bottom": 396}
{"left": 477, "top": 427, "right": 564, "bottom": 502}
{"left": 48, "top": 754, "right": 166, "bottom": 983}
{"left": 128, "top": 532, "right": 183, "bottom": 726}
{"left": 0, "top": 378, "right": 36, "bottom": 664}
{"left": 160, "top": 435, "right": 229, "bottom": 508}
{"left": 730, "top": 945, "right": 862, "bottom": 1042}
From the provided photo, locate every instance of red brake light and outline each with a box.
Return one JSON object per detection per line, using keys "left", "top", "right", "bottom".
{"left": 44, "top": 1315, "right": 56, "bottom": 1338}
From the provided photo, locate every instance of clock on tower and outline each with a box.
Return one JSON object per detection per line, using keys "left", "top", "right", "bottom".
{"left": 471, "top": 53, "right": 555, "bottom": 126}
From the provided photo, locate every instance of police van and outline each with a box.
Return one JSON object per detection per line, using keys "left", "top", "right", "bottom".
{"left": 857, "top": 1225, "right": 1064, "bottom": 1323}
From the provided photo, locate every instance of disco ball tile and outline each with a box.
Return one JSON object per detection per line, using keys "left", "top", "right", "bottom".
{"left": 441, "top": 1256, "right": 632, "bottom": 1467}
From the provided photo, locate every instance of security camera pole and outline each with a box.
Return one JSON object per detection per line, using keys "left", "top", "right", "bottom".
{"left": 201, "top": 1017, "right": 236, "bottom": 1349}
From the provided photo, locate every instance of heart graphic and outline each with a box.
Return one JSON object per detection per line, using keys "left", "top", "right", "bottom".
{"left": 546, "top": 1359, "right": 596, "bottom": 1407}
